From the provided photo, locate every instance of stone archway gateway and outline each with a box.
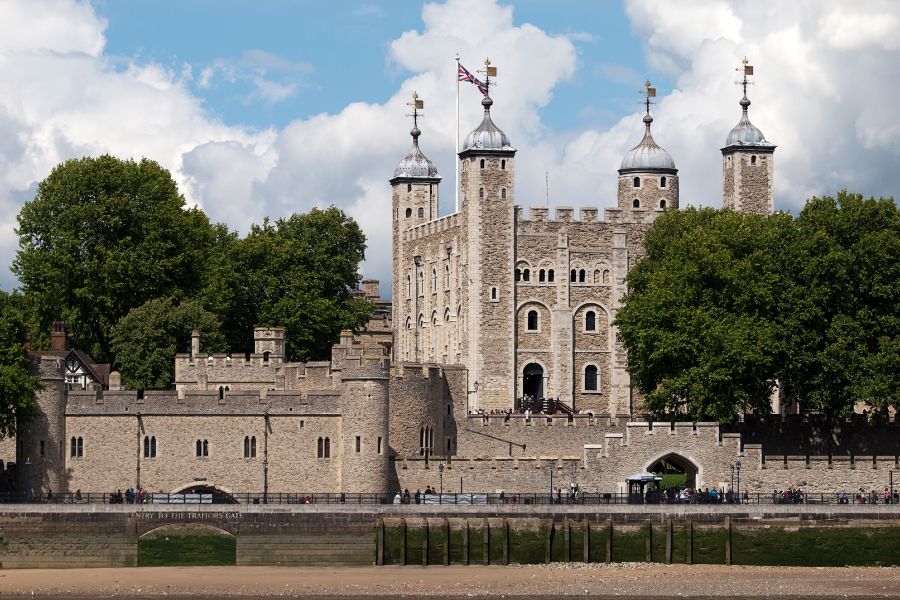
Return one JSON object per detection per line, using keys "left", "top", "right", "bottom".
{"left": 169, "top": 483, "right": 239, "bottom": 504}
{"left": 645, "top": 452, "right": 700, "bottom": 489}
{"left": 523, "top": 362, "right": 544, "bottom": 400}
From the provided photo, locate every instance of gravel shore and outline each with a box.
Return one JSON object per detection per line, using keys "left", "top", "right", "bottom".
{"left": 1, "top": 563, "right": 899, "bottom": 598}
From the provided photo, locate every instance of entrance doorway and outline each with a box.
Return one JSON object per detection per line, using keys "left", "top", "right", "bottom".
{"left": 646, "top": 453, "right": 699, "bottom": 489}
{"left": 523, "top": 363, "right": 544, "bottom": 400}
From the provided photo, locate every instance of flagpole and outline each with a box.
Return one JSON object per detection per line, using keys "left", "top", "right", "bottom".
{"left": 455, "top": 53, "right": 460, "bottom": 214}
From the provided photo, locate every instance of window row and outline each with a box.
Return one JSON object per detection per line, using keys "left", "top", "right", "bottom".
{"left": 478, "top": 186, "right": 507, "bottom": 200}
{"left": 479, "top": 158, "right": 507, "bottom": 170}
{"left": 632, "top": 176, "right": 668, "bottom": 189}
{"left": 515, "top": 268, "right": 555, "bottom": 283}
{"left": 631, "top": 198, "right": 668, "bottom": 209}
{"left": 406, "top": 264, "right": 453, "bottom": 298}
{"left": 525, "top": 309, "right": 602, "bottom": 332}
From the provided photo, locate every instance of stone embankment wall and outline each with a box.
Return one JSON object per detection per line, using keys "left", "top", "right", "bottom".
{"left": 1, "top": 505, "right": 899, "bottom": 569}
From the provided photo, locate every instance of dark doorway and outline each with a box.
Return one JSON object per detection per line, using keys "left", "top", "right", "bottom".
{"left": 646, "top": 453, "right": 699, "bottom": 489}
{"left": 523, "top": 363, "right": 544, "bottom": 400}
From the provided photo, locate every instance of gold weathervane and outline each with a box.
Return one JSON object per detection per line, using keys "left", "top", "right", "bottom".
{"left": 735, "top": 56, "right": 754, "bottom": 97}
{"left": 478, "top": 57, "right": 497, "bottom": 94}
{"left": 639, "top": 79, "right": 656, "bottom": 115}
{"left": 406, "top": 91, "right": 424, "bottom": 131}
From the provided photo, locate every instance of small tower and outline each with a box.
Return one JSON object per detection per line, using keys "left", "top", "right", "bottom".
{"left": 722, "top": 57, "right": 776, "bottom": 215}
{"left": 617, "top": 80, "right": 679, "bottom": 213}
{"left": 458, "top": 58, "right": 516, "bottom": 412}
{"left": 390, "top": 92, "right": 441, "bottom": 364}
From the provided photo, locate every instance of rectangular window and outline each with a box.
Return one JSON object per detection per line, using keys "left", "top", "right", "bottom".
{"left": 355, "top": 436, "right": 361, "bottom": 453}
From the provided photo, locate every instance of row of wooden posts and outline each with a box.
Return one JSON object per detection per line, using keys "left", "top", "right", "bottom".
{"left": 375, "top": 517, "right": 737, "bottom": 565}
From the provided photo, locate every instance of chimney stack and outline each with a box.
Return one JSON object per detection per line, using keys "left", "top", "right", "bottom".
{"left": 50, "top": 321, "right": 70, "bottom": 352}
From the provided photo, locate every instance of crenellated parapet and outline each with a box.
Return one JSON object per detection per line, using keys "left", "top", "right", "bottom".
{"left": 402, "top": 213, "right": 461, "bottom": 242}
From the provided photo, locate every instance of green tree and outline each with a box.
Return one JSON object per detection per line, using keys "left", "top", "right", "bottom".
{"left": 780, "top": 191, "right": 900, "bottom": 417}
{"left": 110, "top": 297, "right": 226, "bottom": 390}
{"left": 14, "top": 155, "right": 216, "bottom": 363}
{"left": 201, "top": 207, "right": 373, "bottom": 361}
{"left": 614, "top": 208, "right": 792, "bottom": 422}
{"left": 0, "top": 292, "right": 39, "bottom": 438}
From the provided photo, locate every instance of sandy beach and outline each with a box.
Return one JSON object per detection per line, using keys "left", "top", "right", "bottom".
{"left": 1, "top": 563, "right": 899, "bottom": 598}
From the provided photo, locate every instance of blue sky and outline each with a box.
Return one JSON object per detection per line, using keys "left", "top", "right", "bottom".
{"left": 1, "top": 0, "right": 899, "bottom": 292}
{"left": 95, "top": 1, "right": 663, "bottom": 134}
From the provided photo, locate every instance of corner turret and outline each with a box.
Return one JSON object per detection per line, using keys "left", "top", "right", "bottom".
{"left": 722, "top": 57, "right": 776, "bottom": 215}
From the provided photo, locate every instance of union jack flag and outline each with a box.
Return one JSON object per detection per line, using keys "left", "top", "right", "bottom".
{"left": 458, "top": 63, "right": 487, "bottom": 96}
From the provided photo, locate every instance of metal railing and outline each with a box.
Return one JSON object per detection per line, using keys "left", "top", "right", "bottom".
{"left": 2, "top": 490, "right": 898, "bottom": 506}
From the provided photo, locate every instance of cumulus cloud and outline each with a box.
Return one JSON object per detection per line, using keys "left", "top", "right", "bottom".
{"left": 0, "top": 0, "right": 898, "bottom": 299}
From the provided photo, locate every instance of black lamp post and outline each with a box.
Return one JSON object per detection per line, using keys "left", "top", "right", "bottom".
{"left": 735, "top": 460, "right": 742, "bottom": 502}
{"left": 548, "top": 459, "right": 557, "bottom": 504}
{"left": 24, "top": 457, "right": 31, "bottom": 504}
{"left": 439, "top": 462, "right": 445, "bottom": 504}
{"left": 730, "top": 463, "right": 735, "bottom": 499}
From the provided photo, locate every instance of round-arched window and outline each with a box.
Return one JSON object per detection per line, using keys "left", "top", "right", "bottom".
{"left": 527, "top": 310, "right": 538, "bottom": 331}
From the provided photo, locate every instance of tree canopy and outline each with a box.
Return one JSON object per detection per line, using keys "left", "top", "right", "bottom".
{"left": 13, "top": 155, "right": 374, "bottom": 387}
{"left": 200, "top": 208, "right": 373, "bottom": 362}
{"left": 14, "top": 155, "right": 215, "bottom": 363}
{"left": 616, "top": 193, "right": 900, "bottom": 422}
{"left": 0, "top": 292, "right": 39, "bottom": 438}
{"left": 110, "top": 297, "right": 226, "bottom": 390}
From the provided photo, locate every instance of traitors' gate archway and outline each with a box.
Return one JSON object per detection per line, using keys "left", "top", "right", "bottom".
{"left": 646, "top": 453, "right": 700, "bottom": 489}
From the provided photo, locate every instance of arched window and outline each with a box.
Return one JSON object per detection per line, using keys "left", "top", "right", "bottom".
{"left": 548, "top": 269, "right": 555, "bottom": 282}
{"left": 479, "top": 187, "right": 484, "bottom": 199}
{"left": 196, "top": 440, "right": 202, "bottom": 456}
{"left": 539, "top": 269, "right": 545, "bottom": 282}
{"left": 203, "top": 440, "right": 209, "bottom": 456}
{"left": 407, "top": 183, "right": 412, "bottom": 192}
{"left": 585, "top": 311, "right": 596, "bottom": 331}
{"left": 570, "top": 269, "right": 576, "bottom": 282}
{"left": 523, "top": 269, "right": 530, "bottom": 282}
{"left": 407, "top": 274, "right": 412, "bottom": 298}
{"left": 751, "top": 155, "right": 757, "bottom": 165}
{"left": 417, "top": 271, "right": 424, "bottom": 296}
{"left": 602, "top": 269, "right": 610, "bottom": 284}
{"left": 263, "top": 351, "right": 270, "bottom": 363}
{"left": 633, "top": 177, "right": 640, "bottom": 188}
{"left": 445, "top": 263, "right": 450, "bottom": 289}
{"left": 633, "top": 199, "right": 640, "bottom": 209}
{"left": 317, "top": 437, "right": 324, "bottom": 458}
{"left": 527, "top": 310, "right": 539, "bottom": 331}
{"left": 579, "top": 269, "right": 586, "bottom": 283}
{"left": 490, "top": 287, "right": 497, "bottom": 300}
{"left": 501, "top": 159, "right": 506, "bottom": 169}
{"left": 432, "top": 268, "right": 437, "bottom": 292}
{"left": 593, "top": 269, "right": 601, "bottom": 283}
{"left": 70, "top": 436, "right": 77, "bottom": 458}
{"left": 480, "top": 159, "right": 485, "bottom": 169}
{"left": 405, "top": 207, "right": 412, "bottom": 218}
{"left": 77, "top": 437, "right": 83, "bottom": 457}
{"left": 584, "top": 365, "right": 598, "bottom": 391}
{"left": 144, "top": 435, "right": 155, "bottom": 458}
{"left": 659, "top": 199, "right": 666, "bottom": 209}
{"left": 515, "top": 268, "right": 521, "bottom": 282}
{"left": 417, "top": 207, "right": 424, "bottom": 218}
{"left": 251, "top": 436, "right": 256, "bottom": 458}
{"left": 660, "top": 176, "right": 667, "bottom": 188}
{"left": 218, "top": 386, "right": 224, "bottom": 400}
{"left": 244, "top": 436, "right": 250, "bottom": 458}
{"left": 501, "top": 187, "right": 507, "bottom": 199}
{"left": 324, "top": 437, "right": 331, "bottom": 458}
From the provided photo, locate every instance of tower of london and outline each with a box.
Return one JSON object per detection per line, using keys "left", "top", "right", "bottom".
{"left": 9, "top": 59, "right": 898, "bottom": 500}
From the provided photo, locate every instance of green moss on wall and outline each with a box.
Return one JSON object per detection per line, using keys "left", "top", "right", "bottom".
{"left": 138, "top": 534, "right": 235, "bottom": 567}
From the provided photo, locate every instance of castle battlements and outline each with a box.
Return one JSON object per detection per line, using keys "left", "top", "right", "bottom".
{"left": 63, "top": 387, "right": 347, "bottom": 416}
{"left": 402, "top": 213, "right": 461, "bottom": 242}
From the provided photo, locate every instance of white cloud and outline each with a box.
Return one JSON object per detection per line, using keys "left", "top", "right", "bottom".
{"left": 0, "top": 0, "right": 898, "bottom": 299}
